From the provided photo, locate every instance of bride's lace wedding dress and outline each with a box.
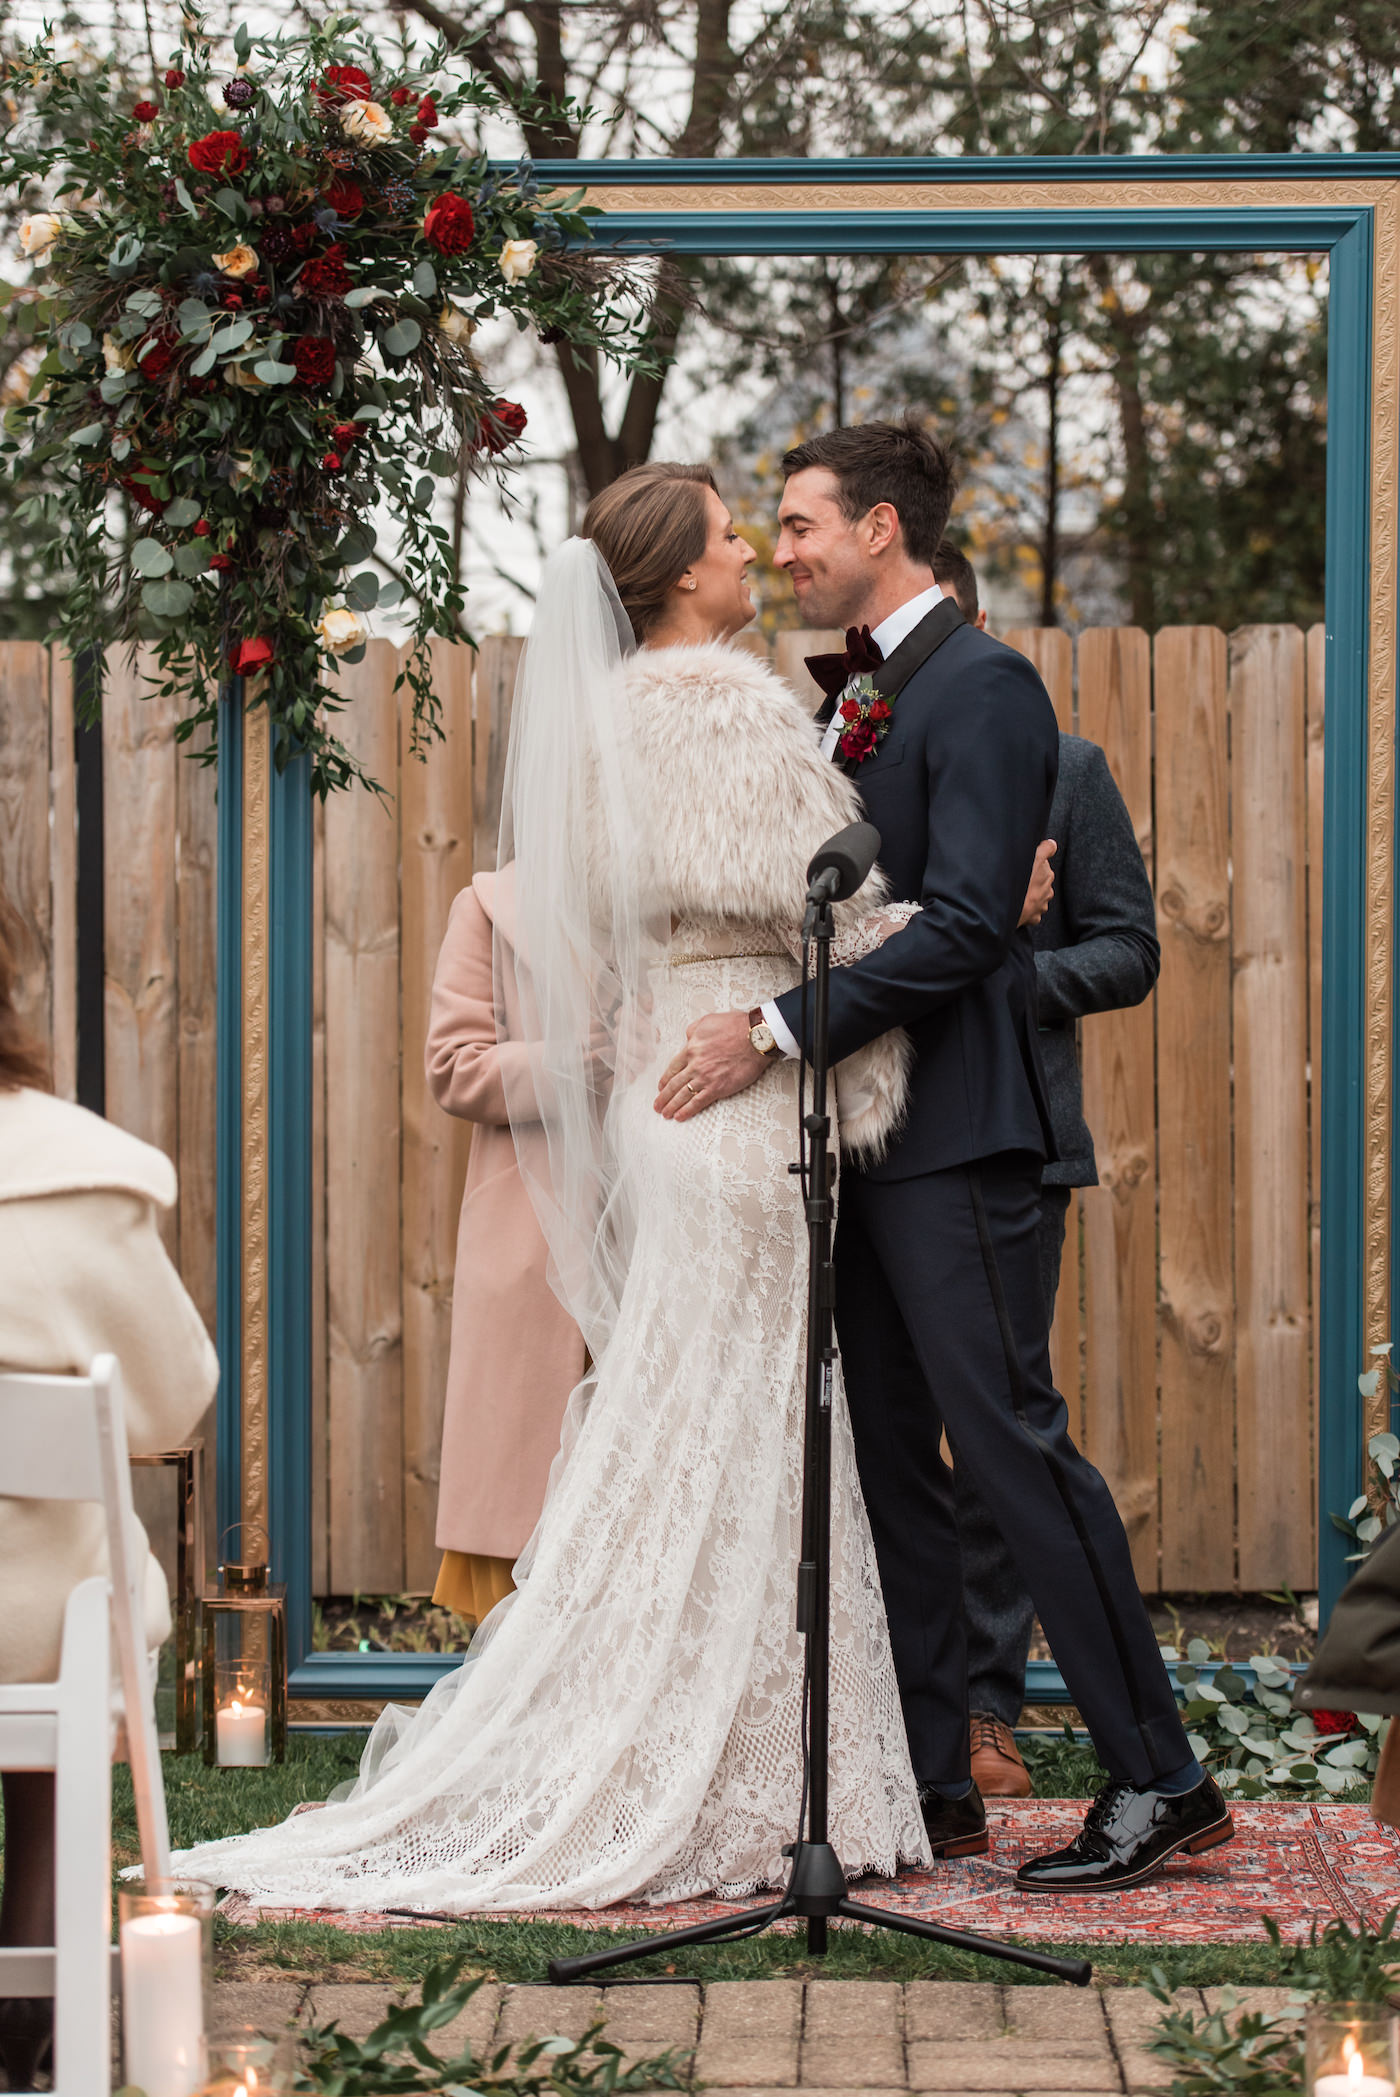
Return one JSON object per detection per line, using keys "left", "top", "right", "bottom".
{"left": 169, "top": 590, "right": 929, "bottom": 1916}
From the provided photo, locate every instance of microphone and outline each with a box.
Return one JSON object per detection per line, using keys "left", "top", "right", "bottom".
{"left": 803, "top": 822, "right": 881, "bottom": 935}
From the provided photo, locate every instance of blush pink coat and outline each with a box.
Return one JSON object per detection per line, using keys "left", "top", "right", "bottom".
{"left": 427, "top": 873, "right": 586, "bottom": 1561}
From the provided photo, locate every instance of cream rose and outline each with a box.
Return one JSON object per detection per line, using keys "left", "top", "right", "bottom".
{"left": 213, "top": 242, "right": 260, "bottom": 280}
{"left": 339, "top": 98, "right": 393, "bottom": 146}
{"left": 437, "top": 302, "right": 476, "bottom": 344}
{"left": 102, "top": 332, "right": 135, "bottom": 375}
{"left": 497, "top": 238, "right": 538, "bottom": 284}
{"left": 19, "top": 212, "right": 63, "bottom": 260}
{"left": 317, "top": 606, "right": 368, "bottom": 656}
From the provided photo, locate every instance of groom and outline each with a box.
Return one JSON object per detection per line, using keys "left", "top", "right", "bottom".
{"left": 655, "top": 418, "right": 1233, "bottom": 1892}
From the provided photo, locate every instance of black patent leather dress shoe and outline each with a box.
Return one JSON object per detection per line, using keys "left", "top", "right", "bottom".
{"left": 917, "top": 1780, "right": 990, "bottom": 1858}
{"left": 1015, "top": 1772, "right": 1234, "bottom": 1892}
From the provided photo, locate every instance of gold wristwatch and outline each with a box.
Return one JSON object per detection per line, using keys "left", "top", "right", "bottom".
{"left": 748, "top": 1006, "right": 782, "bottom": 1061}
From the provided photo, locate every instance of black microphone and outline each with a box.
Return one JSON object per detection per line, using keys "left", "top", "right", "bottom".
{"left": 805, "top": 821, "right": 882, "bottom": 910}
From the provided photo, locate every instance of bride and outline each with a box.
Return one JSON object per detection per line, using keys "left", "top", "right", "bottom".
{"left": 171, "top": 463, "right": 931, "bottom": 1913}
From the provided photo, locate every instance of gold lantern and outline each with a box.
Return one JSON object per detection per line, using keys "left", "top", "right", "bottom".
{"left": 131, "top": 1439, "right": 205, "bottom": 1753}
{"left": 201, "top": 1528, "right": 287, "bottom": 1767}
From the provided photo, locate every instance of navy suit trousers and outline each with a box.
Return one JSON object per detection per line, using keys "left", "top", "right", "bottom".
{"left": 834, "top": 1152, "right": 1189, "bottom": 1790}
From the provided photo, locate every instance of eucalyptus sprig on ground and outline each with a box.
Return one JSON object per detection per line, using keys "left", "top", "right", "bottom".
{"left": 1170, "top": 1641, "right": 1381, "bottom": 1800}
{"left": 1144, "top": 1989, "right": 1302, "bottom": 2097}
{"left": 296, "top": 1957, "right": 689, "bottom": 2094}
{"left": 0, "top": 15, "right": 655, "bottom": 793}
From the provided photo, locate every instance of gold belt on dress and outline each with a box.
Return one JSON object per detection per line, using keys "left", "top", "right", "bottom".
{"left": 668, "top": 947, "right": 786, "bottom": 967}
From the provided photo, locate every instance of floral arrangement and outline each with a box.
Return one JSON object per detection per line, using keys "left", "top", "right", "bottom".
{"left": 0, "top": 16, "right": 652, "bottom": 791}
{"left": 1171, "top": 1639, "right": 1382, "bottom": 1799}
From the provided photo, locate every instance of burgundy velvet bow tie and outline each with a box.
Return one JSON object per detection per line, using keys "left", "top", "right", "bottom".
{"left": 804, "top": 624, "right": 885, "bottom": 701}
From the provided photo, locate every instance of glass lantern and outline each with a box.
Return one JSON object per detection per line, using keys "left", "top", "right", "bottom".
{"left": 1305, "top": 2005, "right": 1399, "bottom": 2097}
{"left": 119, "top": 1878, "right": 214, "bottom": 2097}
{"left": 131, "top": 1439, "right": 206, "bottom": 1753}
{"left": 201, "top": 2024, "right": 296, "bottom": 2094}
{"left": 201, "top": 1527, "right": 287, "bottom": 1767}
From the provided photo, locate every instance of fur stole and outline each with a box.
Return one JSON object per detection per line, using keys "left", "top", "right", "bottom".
{"left": 620, "top": 639, "right": 911, "bottom": 1161}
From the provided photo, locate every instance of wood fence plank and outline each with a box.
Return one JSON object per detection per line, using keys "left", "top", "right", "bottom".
{"left": 0, "top": 643, "right": 54, "bottom": 1069}
{"left": 400, "top": 638, "right": 474, "bottom": 1592}
{"left": 324, "top": 643, "right": 405, "bottom": 1594}
{"left": 1232, "top": 626, "right": 1311, "bottom": 1588}
{"left": 49, "top": 652, "right": 77, "bottom": 1102}
{"left": 1004, "top": 627, "right": 1074, "bottom": 732}
{"left": 102, "top": 648, "right": 180, "bottom": 1256}
{"left": 1306, "top": 623, "right": 1325, "bottom": 1506}
{"left": 473, "top": 636, "right": 523, "bottom": 874}
{"left": 176, "top": 745, "right": 218, "bottom": 1342}
{"left": 1155, "top": 627, "right": 1235, "bottom": 1589}
{"left": 310, "top": 796, "right": 329, "bottom": 1598}
{"left": 1077, "top": 626, "right": 1159, "bottom": 1584}
{"left": 774, "top": 627, "right": 841, "bottom": 715}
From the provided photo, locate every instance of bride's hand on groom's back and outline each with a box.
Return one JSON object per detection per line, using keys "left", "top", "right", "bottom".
{"left": 1020, "top": 839, "right": 1056, "bottom": 928}
{"left": 655, "top": 1010, "right": 765, "bottom": 1121}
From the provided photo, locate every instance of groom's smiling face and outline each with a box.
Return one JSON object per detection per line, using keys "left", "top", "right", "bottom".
{"left": 776, "top": 466, "right": 883, "bottom": 630}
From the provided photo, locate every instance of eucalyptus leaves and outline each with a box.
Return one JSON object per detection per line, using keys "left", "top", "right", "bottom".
{"left": 1, "top": 14, "right": 651, "bottom": 792}
{"left": 1172, "top": 1641, "right": 1381, "bottom": 1800}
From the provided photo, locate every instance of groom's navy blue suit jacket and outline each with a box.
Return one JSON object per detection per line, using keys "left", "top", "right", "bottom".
{"left": 773, "top": 599, "right": 1060, "bottom": 1184}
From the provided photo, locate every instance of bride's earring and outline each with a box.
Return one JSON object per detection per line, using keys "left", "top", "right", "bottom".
{"left": 683, "top": 578, "right": 698, "bottom": 590}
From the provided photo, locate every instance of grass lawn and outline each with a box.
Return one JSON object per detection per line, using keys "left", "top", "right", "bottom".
{"left": 55, "top": 1737, "right": 1339, "bottom": 1992}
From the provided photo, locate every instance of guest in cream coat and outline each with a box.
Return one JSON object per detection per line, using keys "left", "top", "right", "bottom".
{"left": 426, "top": 870, "right": 587, "bottom": 1625}
{"left": 0, "top": 889, "right": 217, "bottom": 2086}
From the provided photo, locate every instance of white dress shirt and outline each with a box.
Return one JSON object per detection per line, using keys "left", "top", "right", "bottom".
{"left": 760, "top": 582, "right": 943, "bottom": 1057}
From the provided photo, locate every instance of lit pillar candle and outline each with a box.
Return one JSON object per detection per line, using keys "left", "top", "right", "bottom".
{"left": 120, "top": 1910, "right": 205, "bottom": 2097}
{"left": 215, "top": 1695, "right": 267, "bottom": 1765}
{"left": 1315, "top": 2042, "right": 1397, "bottom": 2097}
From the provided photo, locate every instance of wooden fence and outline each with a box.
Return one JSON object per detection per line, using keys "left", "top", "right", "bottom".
{"left": 0, "top": 622, "right": 1324, "bottom": 1595}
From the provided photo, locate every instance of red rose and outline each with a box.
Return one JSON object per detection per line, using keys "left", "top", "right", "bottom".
{"left": 136, "top": 330, "right": 179, "bottom": 380}
{"left": 422, "top": 192, "right": 475, "bottom": 254}
{"left": 839, "top": 697, "right": 862, "bottom": 722}
{"left": 316, "top": 63, "right": 373, "bottom": 103}
{"left": 389, "top": 87, "right": 411, "bottom": 106}
{"left": 408, "top": 123, "right": 427, "bottom": 145}
{"left": 292, "top": 336, "right": 336, "bottom": 387}
{"left": 417, "top": 94, "right": 438, "bottom": 127}
{"left": 133, "top": 99, "right": 159, "bottom": 121}
{"left": 164, "top": 67, "right": 185, "bottom": 88}
{"left": 209, "top": 553, "right": 234, "bottom": 570}
{"left": 229, "top": 637, "right": 275, "bottom": 675}
{"left": 188, "top": 128, "right": 249, "bottom": 176}
{"left": 223, "top": 292, "right": 242, "bottom": 309}
{"left": 121, "top": 470, "right": 166, "bottom": 516}
{"left": 841, "top": 724, "right": 877, "bottom": 761}
{"left": 868, "top": 697, "right": 891, "bottom": 721}
{"left": 472, "top": 397, "right": 528, "bottom": 454}
{"left": 192, "top": 519, "right": 210, "bottom": 536}
{"left": 1310, "top": 1709, "right": 1356, "bottom": 1736}
{"left": 321, "top": 451, "right": 342, "bottom": 472}
{"left": 331, "top": 422, "right": 358, "bottom": 446}
{"left": 300, "top": 244, "right": 352, "bottom": 299}
{"left": 326, "top": 175, "right": 364, "bottom": 219}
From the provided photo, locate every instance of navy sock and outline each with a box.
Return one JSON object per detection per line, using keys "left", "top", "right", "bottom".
{"left": 922, "top": 1777, "right": 974, "bottom": 1801}
{"left": 1143, "top": 1757, "right": 1206, "bottom": 1796}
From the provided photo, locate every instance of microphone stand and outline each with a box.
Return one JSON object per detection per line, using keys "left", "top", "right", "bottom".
{"left": 547, "top": 890, "right": 1090, "bottom": 1989}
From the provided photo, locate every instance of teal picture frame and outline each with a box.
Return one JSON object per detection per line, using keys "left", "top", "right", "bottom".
{"left": 213, "top": 154, "right": 1398, "bottom": 1702}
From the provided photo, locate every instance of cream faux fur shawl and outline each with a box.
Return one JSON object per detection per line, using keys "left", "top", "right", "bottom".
{"left": 621, "top": 639, "right": 912, "bottom": 1159}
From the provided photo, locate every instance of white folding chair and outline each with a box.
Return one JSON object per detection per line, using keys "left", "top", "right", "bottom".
{"left": 0, "top": 1352, "right": 174, "bottom": 2097}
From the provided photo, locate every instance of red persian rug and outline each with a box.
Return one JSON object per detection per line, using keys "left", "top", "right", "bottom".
{"left": 219, "top": 1799, "right": 1400, "bottom": 1944}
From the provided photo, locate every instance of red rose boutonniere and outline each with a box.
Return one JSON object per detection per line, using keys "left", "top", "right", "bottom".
{"left": 836, "top": 674, "right": 894, "bottom": 767}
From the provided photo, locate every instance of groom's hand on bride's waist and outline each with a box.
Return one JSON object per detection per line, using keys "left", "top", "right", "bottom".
{"left": 655, "top": 1010, "right": 765, "bottom": 1120}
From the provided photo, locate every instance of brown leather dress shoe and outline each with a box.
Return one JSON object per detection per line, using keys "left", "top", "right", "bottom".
{"left": 970, "top": 1710, "right": 1032, "bottom": 1799}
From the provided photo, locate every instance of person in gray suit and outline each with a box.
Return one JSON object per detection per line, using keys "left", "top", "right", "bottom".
{"left": 932, "top": 541, "right": 1161, "bottom": 1799}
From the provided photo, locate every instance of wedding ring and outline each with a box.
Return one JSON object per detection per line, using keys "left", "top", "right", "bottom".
{"left": 686, "top": 1081, "right": 700, "bottom": 1096}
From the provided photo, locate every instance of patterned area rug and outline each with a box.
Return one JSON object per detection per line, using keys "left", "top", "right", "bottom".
{"left": 217, "top": 1800, "right": 1400, "bottom": 1943}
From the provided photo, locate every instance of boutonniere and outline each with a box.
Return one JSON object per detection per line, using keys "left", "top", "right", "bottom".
{"left": 836, "top": 674, "right": 894, "bottom": 766}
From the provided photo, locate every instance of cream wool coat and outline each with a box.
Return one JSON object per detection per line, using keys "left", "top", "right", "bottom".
{"left": 0, "top": 1087, "right": 219, "bottom": 1683}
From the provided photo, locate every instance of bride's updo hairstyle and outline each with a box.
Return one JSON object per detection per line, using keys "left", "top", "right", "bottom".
{"left": 581, "top": 462, "right": 717, "bottom": 644}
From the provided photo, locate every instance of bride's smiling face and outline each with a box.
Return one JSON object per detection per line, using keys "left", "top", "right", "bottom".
{"left": 670, "top": 489, "right": 758, "bottom": 641}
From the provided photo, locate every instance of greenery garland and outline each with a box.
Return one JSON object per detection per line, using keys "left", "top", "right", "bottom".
{"left": 0, "top": 15, "right": 653, "bottom": 792}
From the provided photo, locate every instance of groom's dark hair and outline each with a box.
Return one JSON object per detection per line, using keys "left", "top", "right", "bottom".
{"left": 781, "top": 418, "right": 955, "bottom": 566}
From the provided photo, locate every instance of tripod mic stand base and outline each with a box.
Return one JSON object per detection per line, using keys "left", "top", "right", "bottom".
{"left": 546, "top": 1839, "right": 1093, "bottom": 1986}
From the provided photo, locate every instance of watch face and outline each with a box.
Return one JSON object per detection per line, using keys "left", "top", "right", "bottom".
{"left": 751, "top": 1022, "right": 776, "bottom": 1056}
